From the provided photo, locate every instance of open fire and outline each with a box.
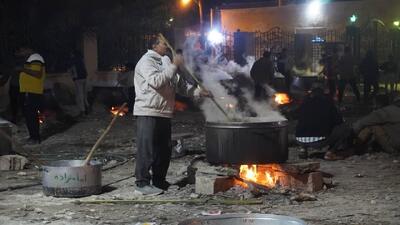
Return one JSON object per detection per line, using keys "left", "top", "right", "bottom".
{"left": 239, "top": 164, "right": 277, "bottom": 188}
{"left": 274, "top": 93, "right": 291, "bottom": 105}
{"left": 110, "top": 106, "right": 129, "bottom": 116}
{"left": 37, "top": 110, "right": 45, "bottom": 124}
{"left": 175, "top": 101, "right": 188, "bottom": 112}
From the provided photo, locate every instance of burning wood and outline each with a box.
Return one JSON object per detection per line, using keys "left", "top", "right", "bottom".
{"left": 274, "top": 93, "right": 291, "bottom": 105}
{"left": 174, "top": 101, "right": 188, "bottom": 112}
{"left": 237, "top": 163, "right": 325, "bottom": 192}
{"left": 110, "top": 106, "right": 129, "bottom": 116}
{"left": 37, "top": 110, "right": 45, "bottom": 124}
{"left": 239, "top": 164, "right": 277, "bottom": 188}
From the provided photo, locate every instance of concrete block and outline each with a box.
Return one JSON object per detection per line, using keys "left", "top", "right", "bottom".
{"left": 0, "top": 118, "right": 12, "bottom": 156}
{"left": 0, "top": 155, "right": 29, "bottom": 171}
{"left": 195, "top": 173, "right": 235, "bottom": 195}
{"left": 307, "top": 172, "right": 324, "bottom": 192}
{"left": 274, "top": 171, "right": 323, "bottom": 192}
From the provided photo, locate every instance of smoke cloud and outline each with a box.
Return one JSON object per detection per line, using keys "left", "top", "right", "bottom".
{"left": 181, "top": 37, "right": 286, "bottom": 123}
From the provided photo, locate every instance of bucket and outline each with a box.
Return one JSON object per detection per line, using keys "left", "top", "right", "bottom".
{"left": 42, "top": 160, "right": 102, "bottom": 197}
{"left": 179, "top": 214, "right": 307, "bottom": 225}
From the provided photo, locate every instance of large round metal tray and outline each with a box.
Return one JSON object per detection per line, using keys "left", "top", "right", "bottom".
{"left": 179, "top": 213, "right": 307, "bottom": 225}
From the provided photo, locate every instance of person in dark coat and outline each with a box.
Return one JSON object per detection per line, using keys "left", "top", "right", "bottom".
{"left": 381, "top": 54, "right": 398, "bottom": 94}
{"left": 360, "top": 50, "right": 379, "bottom": 102}
{"left": 337, "top": 46, "right": 361, "bottom": 104}
{"left": 320, "top": 53, "right": 338, "bottom": 99}
{"left": 295, "top": 83, "right": 350, "bottom": 160}
{"left": 250, "top": 50, "right": 275, "bottom": 100}
{"left": 277, "top": 48, "right": 292, "bottom": 94}
{"left": 68, "top": 50, "right": 89, "bottom": 115}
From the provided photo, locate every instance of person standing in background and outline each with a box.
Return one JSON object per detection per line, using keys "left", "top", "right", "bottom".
{"left": 17, "top": 46, "right": 46, "bottom": 144}
{"left": 250, "top": 50, "right": 275, "bottom": 100}
{"left": 337, "top": 46, "right": 361, "bottom": 105}
{"left": 0, "top": 54, "right": 24, "bottom": 124}
{"left": 381, "top": 54, "right": 398, "bottom": 95}
{"left": 360, "top": 50, "right": 379, "bottom": 103}
{"left": 277, "top": 48, "right": 292, "bottom": 94}
{"left": 69, "top": 50, "right": 89, "bottom": 115}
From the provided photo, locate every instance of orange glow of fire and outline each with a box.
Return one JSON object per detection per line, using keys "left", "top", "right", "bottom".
{"left": 239, "top": 164, "right": 277, "bottom": 188}
{"left": 274, "top": 93, "right": 291, "bottom": 105}
{"left": 37, "top": 110, "right": 45, "bottom": 124}
{"left": 175, "top": 101, "right": 188, "bottom": 112}
{"left": 110, "top": 106, "right": 129, "bottom": 116}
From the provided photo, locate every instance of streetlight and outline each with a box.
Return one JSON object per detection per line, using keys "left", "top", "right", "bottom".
{"left": 306, "top": 0, "right": 322, "bottom": 21}
{"left": 181, "top": 0, "right": 204, "bottom": 33}
{"left": 350, "top": 14, "right": 357, "bottom": 23}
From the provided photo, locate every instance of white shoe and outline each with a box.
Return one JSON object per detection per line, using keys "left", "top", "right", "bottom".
{"left": 134, "top": 185, "right": 164, "bottom": 196}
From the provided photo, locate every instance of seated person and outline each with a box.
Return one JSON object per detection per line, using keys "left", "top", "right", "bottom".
{"left": 295, "top": 83, "right": 350, "bottom": 160}
{"left": 352, "top": 95, "right": 400, "bottom": 154}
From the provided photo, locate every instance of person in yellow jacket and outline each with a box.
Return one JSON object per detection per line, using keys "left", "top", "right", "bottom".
{"left": 17, "top": 46, "right": 46, "bottom": 144}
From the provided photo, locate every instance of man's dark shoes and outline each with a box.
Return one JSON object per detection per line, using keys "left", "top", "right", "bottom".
{"left": 25, "top": 138, "right": 41, "bottom": 145}
{"left": 152, "top": 180, "right": 171, "bottom": 191}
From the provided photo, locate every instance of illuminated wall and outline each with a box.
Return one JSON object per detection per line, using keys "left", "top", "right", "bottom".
{"left": 220, "top": 0, "right": 400, "bottom": 32}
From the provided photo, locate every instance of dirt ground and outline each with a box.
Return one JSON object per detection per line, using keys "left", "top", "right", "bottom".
{"left": 0, "top": 107, "right": 399, "bottom": 225}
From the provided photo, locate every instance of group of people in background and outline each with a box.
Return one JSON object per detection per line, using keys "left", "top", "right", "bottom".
{"left": 320, "top": 47, "right": 399, "bottom": 105}
{"left": 249, "top": 45, "right": 400, "bottom": 160}
{"left": 0, "top": 46, "right": 89, "bottom": 145}
{"left": 295, "top": 47, "right": 400, "bottom": 160}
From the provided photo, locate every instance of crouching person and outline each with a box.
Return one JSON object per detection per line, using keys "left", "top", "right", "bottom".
{"left": 295, "top": 83, "right": 351, "bottom": 160}
{"left": 133, "top": 35, "right": 211, "bottom": 195}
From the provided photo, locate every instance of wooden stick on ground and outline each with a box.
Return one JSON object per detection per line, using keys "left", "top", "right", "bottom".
{"left": 74, "top": 198, "right": 263, "bottom": 205}
{"left": 158, "top": 33, "right": 231, "bottom": 121}
{"left": 83, "top": 102, "right": 127, "bottom": 166}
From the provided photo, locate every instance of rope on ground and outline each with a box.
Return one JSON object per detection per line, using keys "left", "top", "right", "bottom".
{"left": 74, "top": 199, "right": 263, "bottom": 205}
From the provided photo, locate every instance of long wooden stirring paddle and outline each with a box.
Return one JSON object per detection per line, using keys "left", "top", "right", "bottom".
{"left": 83, "top": 102, "right": 127, "bottom": 166}
{"left": 158, "top": 33, "right": 231, "bottom": 121}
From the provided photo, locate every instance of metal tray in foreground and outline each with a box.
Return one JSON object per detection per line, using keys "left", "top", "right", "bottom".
{"left": 179, "top": 214, "right": 307, "bottom": 225}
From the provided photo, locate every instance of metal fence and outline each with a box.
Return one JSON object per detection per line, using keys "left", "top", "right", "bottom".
{"left": 222, "top": 23, "right": 400, "bottom": 65}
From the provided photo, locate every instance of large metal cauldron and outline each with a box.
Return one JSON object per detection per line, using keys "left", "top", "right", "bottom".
{"left": 206, "top": 118, "right": 288, "bottom": 164}
{"left": 42, "top": 160, "right": 102, "bottom": 197}
{"left": 179, "top": 213, "right": 306, "bottom": 225}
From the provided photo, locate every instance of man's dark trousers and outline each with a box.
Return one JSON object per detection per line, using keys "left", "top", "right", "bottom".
{"left": 9, "top": 85, "right": 21, "bottom": 123}
{"left": 338, "top": 78, "right": 360, "bottom": 104}
{"left": 22, "top": 93, "right": 42, "bottom": 141}
{"left": 135, "top": 116, "right": 171, "bottom": 187}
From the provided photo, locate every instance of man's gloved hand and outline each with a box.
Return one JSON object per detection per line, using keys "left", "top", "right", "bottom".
{"left": 173, "top": 54, "right": 184, "bottom": 67}
{"left": 199, "top": 88, "right": 213, "bottom": 98}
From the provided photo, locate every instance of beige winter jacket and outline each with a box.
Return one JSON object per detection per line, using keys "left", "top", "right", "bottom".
{"left": 134, "top": 50, "right": 198, "bottom": 118}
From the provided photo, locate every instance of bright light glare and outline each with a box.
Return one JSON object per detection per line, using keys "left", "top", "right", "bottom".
{"left": 307, "top": 0, "right": 321, "bottom": 20}
{"left": 350, "top": 14, "right": 357, "bottom": 23}
{"left": 207, "top": 29, "right": 224, "bottom": 45}
{"left": 394, "top": 21, "right": 400, "bottom": 27}
{"left": 181, "top": 0, "right": 191, "bottom": 6}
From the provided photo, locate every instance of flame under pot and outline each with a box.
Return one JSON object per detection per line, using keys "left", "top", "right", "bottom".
{"left": 206, "top": 119, "right": 288, "bottom": 164}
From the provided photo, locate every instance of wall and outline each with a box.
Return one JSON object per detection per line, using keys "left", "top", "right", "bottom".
{"left": 220, "top": 0, "right": 400, "bottom": 32}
